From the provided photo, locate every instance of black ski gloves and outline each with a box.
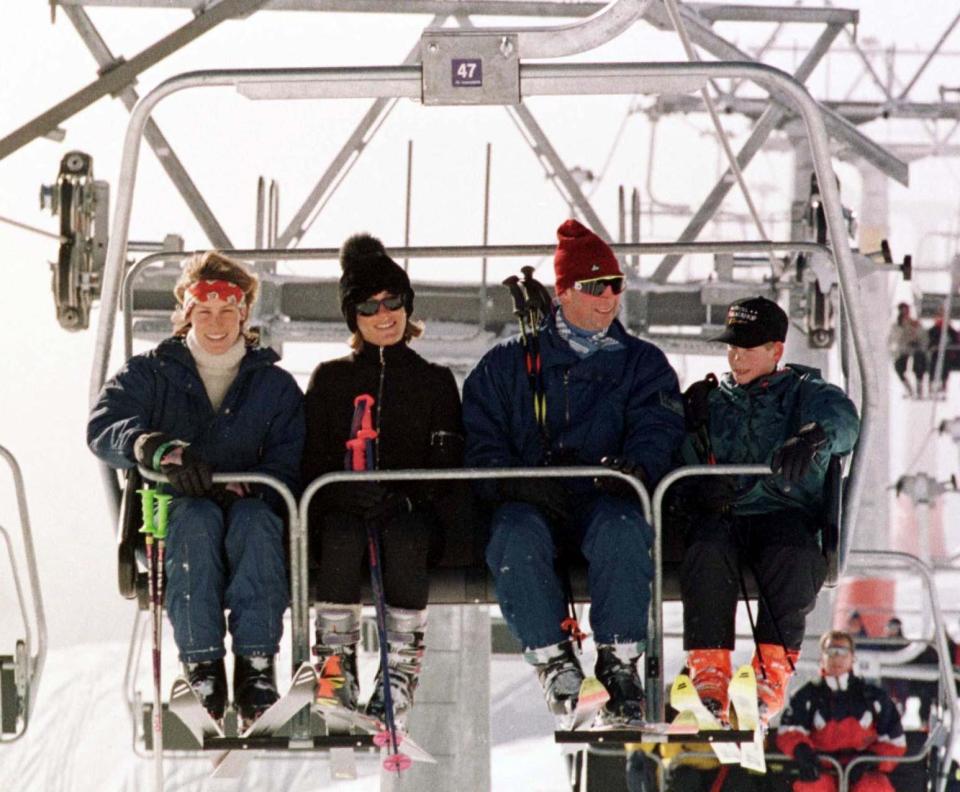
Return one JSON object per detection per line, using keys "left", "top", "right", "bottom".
{"left": 595, "top": 456, "right": 649, "bottom": 501}
{"left": 498, "top": 478, "right": 571, "bottom": 524}
{"left": 771, "top": 422, "right": 828, "bottom": 483}
{"left": 697, "top": 476, "right": 738, "bottom": 513}
{"left": 324, "top": 480, "right": 413, "bottom": 523}
{"left": 793, "top": 743, "right": 821, "bottom": 781}
{"left": 134, "top": 432, "right": 213, "bottom": 497}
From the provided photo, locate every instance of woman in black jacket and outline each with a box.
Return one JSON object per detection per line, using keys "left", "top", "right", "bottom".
{"left": 303, "top": 233, "right": 464, "bottom": 725}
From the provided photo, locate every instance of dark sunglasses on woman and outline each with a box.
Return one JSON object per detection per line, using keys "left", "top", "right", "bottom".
{"left": 574, "top": 276, "right": 625, "bottom": 296}
{"left": 356, "top": 294, "right": 405, "bottom": 316}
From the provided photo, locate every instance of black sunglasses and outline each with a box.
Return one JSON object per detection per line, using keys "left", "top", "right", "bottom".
{"left": 356, "top": 295, "right": 405, "bottom": 317}
{"left": 574, "top": 276, "right": 626, "bottom": 296}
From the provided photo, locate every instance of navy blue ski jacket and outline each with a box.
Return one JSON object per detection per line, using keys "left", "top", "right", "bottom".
{"left": 462, "top": 314, "right": 684, "bottom": 498}
{"left": 87, "top": 337, "right": 304, "bottom": 511}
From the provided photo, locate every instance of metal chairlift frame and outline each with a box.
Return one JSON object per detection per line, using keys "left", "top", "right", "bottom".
{"left": 90, "top": 25, "right": 880, "bottom": 779}
{"left": 0, "top": 447, "right": 47, "bottom": 744}
{"left": 91, "top": 57, "right": 879, "bottom": 570}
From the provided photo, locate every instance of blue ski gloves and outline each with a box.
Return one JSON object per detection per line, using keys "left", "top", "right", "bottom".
{"left": 771, "top": 422, "right": 828, "bottom": 483}
{"left": 134, "top": 432, "right": 214, "bottom": 498}
{"left": 792, "top": 743, "right": 821, "bottom": 781}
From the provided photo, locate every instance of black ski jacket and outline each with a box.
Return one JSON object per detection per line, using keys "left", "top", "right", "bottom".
{"left": 303, "top": 341, "right": 468, "bottom": 527}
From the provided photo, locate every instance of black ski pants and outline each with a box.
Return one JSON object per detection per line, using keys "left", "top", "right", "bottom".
{"left": 680, "top": 510, "right": 827, "bottom": 651}
{"left": 312, "top": 510, "right": 435, "bottom": 610}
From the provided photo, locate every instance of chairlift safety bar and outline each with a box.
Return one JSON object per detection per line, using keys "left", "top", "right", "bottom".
{"left": 0, "top": 446, "right": 47, "bottom": 743}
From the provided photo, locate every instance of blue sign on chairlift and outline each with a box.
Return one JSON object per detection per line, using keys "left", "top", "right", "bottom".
{"left": 452, "top": 58, "right": 482, "bottom": 87}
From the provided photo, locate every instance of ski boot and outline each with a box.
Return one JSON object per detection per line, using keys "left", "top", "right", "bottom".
{"left": 687, "top": 648, "right": 732, "bottom": 723}
{"left": 183, "top": 658, "right": 228, "bottom": 722}
{"left": 753, "top": 643, "right": 799, "bottom": 726}
{"left": 594, "top": 643, "right": 645, "bottom": 726}
{"left": 313, "top": 603, "right": 361, "bottom": 711}
{"left": 524, "top": 639, "right": 585, "bottom": 717}
{"left": 233, "top": 653, "right": 279, "bottom": 727}
{"left": 365, "top": 606, "right": 427, "bottom": 728}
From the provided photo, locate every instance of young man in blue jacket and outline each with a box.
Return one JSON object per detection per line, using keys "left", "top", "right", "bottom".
{"left": 463, "top": 219, "right": 685, "bottom": 724}
{"left": 676, "top": 296, "right": 860, "bottom": 726}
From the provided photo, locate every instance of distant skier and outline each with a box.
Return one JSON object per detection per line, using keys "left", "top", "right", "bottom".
{"left": 673, "top": 296, "right": 859, "bottom": 726}
{"left": 887, "top": 302, "right": 927, "bottom": 397}
{"left": 88, "top": 251, "right": 304, "bottom": 724}
{"left": 462, "top": 219, "right": 685, "bottom": 724}
{"left": 777, "top": 630, "right": 906, "bottom": 792}
{"left": 302, "top": 233, "right": 466, "bottom": 725}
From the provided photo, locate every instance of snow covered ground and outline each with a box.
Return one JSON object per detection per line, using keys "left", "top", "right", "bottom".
{"left": 0, "top": 642, "right": 573, "bottom": 792}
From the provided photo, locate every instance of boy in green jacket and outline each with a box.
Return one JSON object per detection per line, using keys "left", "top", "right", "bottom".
{"left": 675, "top": 296, "right": 860, "bottom": 726}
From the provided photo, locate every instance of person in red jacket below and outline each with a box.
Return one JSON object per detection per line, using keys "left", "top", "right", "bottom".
{"left": 777, "top": 630, "right": 907, "bottom": 792}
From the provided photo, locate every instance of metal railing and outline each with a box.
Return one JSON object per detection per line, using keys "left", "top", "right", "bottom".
{"left": 0, "top": 446, "right": 47, "bottom": 744}
{"left": 650, "top": 464, "right": 772, "bottom": 719}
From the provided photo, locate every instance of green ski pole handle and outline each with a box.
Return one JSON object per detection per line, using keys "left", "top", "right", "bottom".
{"left": 138, "top": 487, "right": 156, "bottom": 538}
{"left": 153, "top": 493, "right": 172, "bottom": 541}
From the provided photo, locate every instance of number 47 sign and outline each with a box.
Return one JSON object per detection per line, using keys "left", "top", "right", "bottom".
{"left": 452, "top": 58, "right": 483, "bottom": 88}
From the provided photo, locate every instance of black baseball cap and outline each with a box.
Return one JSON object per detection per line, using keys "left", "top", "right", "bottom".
{"left": 711, "top": 296, "right": 788, "bottom": 347}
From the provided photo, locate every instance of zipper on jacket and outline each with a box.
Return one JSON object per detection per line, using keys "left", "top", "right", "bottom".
{"left": 375, "top": 345, "right": 386, "bottom": 468}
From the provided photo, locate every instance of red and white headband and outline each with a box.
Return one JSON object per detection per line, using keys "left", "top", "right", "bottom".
{"left": 183, "top": 279, "right": 246, "bottom": 315}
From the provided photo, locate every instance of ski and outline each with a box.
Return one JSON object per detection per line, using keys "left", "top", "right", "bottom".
{"left": 210, "top": 663, "right": 317, "bottom": 779}
{"left": 316, "top": 699, "right": 435, "bottom": 764}
{"left": 168, "top": 676, "right": 224, "bottom": 746}
{"left": 570, "top": 676, "right": 610, "bottom": 730}
{"left": 728, "top": 664, "right": 766, "bottom": 773}
{"left": 669, "top": 674, "right": 741, "bottom": 764}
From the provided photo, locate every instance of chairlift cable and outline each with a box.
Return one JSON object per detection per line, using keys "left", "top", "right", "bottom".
{"left": 586, "top": 103, "right": 634, "bottom": 198}
{"left": 663, "top": 0, "right": 778, "bottom": 275}
{"left": 0, "top": 214, "right": 63, "bottom": 242}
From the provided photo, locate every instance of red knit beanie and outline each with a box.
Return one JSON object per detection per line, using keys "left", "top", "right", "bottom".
{"left": 553, "top": 219, "right": 622, "bottom": 293}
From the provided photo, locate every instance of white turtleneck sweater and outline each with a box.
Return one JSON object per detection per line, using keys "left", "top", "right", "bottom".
{"left": 186, "top": 330, "right": 246, "bottom": 412}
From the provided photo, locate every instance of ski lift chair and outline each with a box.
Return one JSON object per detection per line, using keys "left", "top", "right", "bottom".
{"left": 0, "top": 446, "right": 47, "bottom": 743}
{"left": 758, "top": 723, "right": 946, "bottom": 792}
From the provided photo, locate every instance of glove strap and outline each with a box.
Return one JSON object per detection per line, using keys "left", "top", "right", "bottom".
{"left": 152, "top": 439, "right": 187, "bottom": 471}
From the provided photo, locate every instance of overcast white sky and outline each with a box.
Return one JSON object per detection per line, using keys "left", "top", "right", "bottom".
{"left": 3, "top": 1, "right": 960, "bottom": 789}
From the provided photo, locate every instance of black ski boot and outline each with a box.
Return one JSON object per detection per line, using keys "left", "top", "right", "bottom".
{"left": 314, "top": 604, "right": 361, "bottom": 710}
{"left": 595, "top": 643, "right": 645, "bottom": 726}
{"left": 233, "top": 654, "right": 279, "bottom": 726}
{"left": 524, "top": 640, "right": 585, "bottom": 716}
{"left": 183, "top": 658, "right": 228, "bottom": 722}
{"left": 365, "top": 607, "right": 426, "bottom": 728}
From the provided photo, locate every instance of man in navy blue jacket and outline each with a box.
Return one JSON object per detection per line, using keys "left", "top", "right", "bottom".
{"left": 463, "top": 220, "right": 685, "bottom": 724}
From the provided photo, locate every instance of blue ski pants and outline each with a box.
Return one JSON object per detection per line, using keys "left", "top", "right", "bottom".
{"left": 485, "top": 493, "right": 653, "bottom": 651}
{"left": 165, "top": 497, "right": 288, "bottom": 663}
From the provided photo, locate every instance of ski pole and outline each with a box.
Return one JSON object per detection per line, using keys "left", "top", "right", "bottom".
{"left": 346, "top": 395, "right": 410, "bottom": 773}
{"left": 138, "top": 487, "right": 163, "bottom": 791}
